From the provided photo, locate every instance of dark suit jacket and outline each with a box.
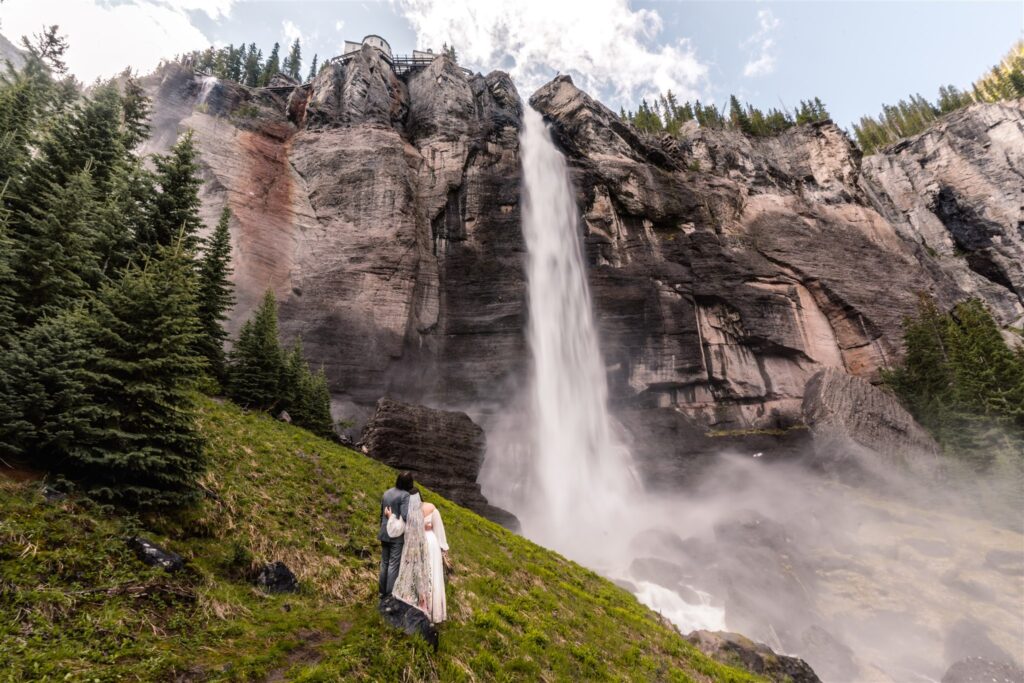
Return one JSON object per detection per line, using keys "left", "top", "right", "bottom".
{"left": 378, "top": 487, "right": 411, "bottom": 543}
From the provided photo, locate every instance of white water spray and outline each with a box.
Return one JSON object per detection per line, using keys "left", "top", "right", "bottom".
{"left": 481, "top": 107, "right": 640, "bottom": 567}
{"left": 197, "top": 75, "right": 217, "bottom": 105}
{"left": 481, "top": 106, "right": 1023, "bottom": 679}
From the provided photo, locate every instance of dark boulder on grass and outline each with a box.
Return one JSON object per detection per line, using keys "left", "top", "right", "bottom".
{"left": 255, "top": 561, "right": 298, "bottom": 593}
{"left": 40, "top": 485, "right": 67, "bottom": 503}
{"left": 128, "top": 536, "right": 184, "bottom": 572}
{"left": 379, "top": 595, "right": 438, "bottom": 651}
{"left": 686, "top": 630, "right": 821, "bottom": 683}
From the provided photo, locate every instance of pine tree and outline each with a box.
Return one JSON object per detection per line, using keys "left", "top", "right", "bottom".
{"left": 95, "top": 158, "right": 155, "bottom": 276}
{"left": 728, "top": 95, "right": 752, "bottom": 134}
{"left": 145, "top": 130, "right": 203, "bottom": 251}
{"left": 301, "top": 367, "right": 335, "bottom": 438}
{"left": 0, "top": 44, "right": 63, "bottom": 190}
{"left": 23, "top": 83, "right": 126, "bottom": 198}
{"left": 243, "top": 43, "right": 262, "bottom": 87}
{"left": 21, "top": 25, "right": 69, "bottom": 75}
{"left": 196, "top": 206, "right": 235, "bottom": 381}
{"left": 81, "top": 243, "right": 206, "bottom": 506}
{"left": 885, "top": 297, "right": 1024, "bottom": 468}
{"left": 0, "top": 309, "right": 104, "bottom": 463}
{"left": 278, "top": 336, "right": 333, "bottom": 437}
{"left": 307, "top": 54, "right": 318, "bottom": 82}
{"left": 0, "top": 213, "right": 14, "bottom": 346}
{"left": 9, "top": 170, "right": 102, "bottom": 328}
{"left": 262, "top": 43, "right": 281, "bottom": 86}
{"left": 120, "top": 72, "right": 151, "bottom": 150}
{"left": 283, "top": 39, "right": 302, "bottom": 81}
{"left": 280, "top": 338, "right": 306, "bottom": 412}
{"left": 227, "top": 290, "right": 283, "bottom": 409}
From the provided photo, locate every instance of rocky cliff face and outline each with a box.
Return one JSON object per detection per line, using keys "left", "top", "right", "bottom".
{"left": 142, "top": 50, "right": 525, "bottom": 424}
{"left": 360, "top": 398, "right": 519, "bottom": 529}
{"left": 141, "top": 54, "right": 1022, "bottom": 481}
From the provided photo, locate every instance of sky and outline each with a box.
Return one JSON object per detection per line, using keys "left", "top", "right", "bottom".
{"left": 1, "top": 0, "right": 1021, "bottom": 130}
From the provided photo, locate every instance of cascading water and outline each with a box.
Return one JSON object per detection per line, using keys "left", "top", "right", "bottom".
{"left": 197, "top": 75, "right": 217, "bottom": 105}
{"left": 482, "top": 107, "right": 639, "bottom": 565}
{"left": 480, "top": 105, "right": 727, "bottom": 630}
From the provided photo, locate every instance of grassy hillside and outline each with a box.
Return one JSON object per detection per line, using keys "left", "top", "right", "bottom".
{"left": 0, "top": 397, "right": 761, "bottom": 682}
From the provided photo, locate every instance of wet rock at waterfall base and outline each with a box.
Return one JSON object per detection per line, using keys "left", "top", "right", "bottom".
{"left": 255, "top": 561, "right": 298, "bottom": 593}
{"left": 710, "top": 511, "right": 821, "bottom": 658}
{"left": 361, "top": 398, "right": 519, "bottom": 530}
{"left": 801, "top": 368, "right": 941, "bottom": 482}
{"left": 941, "top": 657, "right": 1024, "bottom": 683}
{"left": 685, "top": 630, "right": 821, "bottom": 683}
{"left": 798, "top": 625, "right": 858, "bottom": 682}
{"left": 128, "top": 536, "right": 184, "bottom": 573}
{"left": 944, "top": 618, "right": 1018, "bottom": 668}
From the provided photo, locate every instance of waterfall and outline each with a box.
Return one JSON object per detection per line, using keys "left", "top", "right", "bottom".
{"left": 481, "top": 107, "right": 639, "bottom": 567}
{"left": 197, "top": 75, "right": 217, "bottom": 105}
{"left": 481, "top": 105, "right": 726, "bottom": 633}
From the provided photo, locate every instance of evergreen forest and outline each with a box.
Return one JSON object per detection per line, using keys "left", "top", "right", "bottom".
{"left": 0, "top": 29, "right": 333, "bottom": 508}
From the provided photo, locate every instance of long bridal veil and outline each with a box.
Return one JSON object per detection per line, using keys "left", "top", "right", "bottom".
{"left": 393, "top": 492, "right": 431, "bottom": 614}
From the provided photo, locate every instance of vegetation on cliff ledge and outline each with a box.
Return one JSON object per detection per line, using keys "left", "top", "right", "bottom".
{"left": 0, "top": 398, "right": 762, "bottom": 682}
{"left": 885, "top": 298, "right": 1024, "bottom": 469}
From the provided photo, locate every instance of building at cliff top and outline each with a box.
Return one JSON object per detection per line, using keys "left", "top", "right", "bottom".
{"left": 342, "top": 35, "right": 395, "bottom": 62}
{"left": 338, "top": 35, "right": 450, "bottom": 76}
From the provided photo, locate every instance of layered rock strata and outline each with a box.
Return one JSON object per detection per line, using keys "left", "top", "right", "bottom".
{"left": 142, "top": 55, "right": 1023, "bottom": 478}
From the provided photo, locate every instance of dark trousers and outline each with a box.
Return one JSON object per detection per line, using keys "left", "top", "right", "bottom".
{"left": 379, "top": 540, "right": 404, "bottom": 597}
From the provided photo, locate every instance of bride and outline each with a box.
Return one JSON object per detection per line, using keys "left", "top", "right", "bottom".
{"left": 388, "top": 489, "right": 449, "bottom": 624}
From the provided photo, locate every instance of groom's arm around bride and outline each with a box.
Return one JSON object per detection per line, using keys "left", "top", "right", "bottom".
{"left": 378, "top": 471, "right": 414, "bottom": 599}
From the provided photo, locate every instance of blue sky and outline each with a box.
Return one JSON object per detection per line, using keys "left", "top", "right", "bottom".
{"left": 2, "top": 0, "right": 1021, "bottom": 130}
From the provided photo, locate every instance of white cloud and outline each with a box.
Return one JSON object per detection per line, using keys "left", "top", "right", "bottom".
{"left": 161, "top": 0, "right": 233, "bottom": 19}
{"left": 742, "top": 8, "right": 779, "bottom": 78}
{"left": 335, "top": 20, "right": 345, "bottom": 32}
{"left": 395, "top": 0, "right": 707, "bottom": 107}
{"left": 1, "top": 0, "right": 231, "bottom": 82}
{"left": 282, "top": 19, "right": 302, "bottom": 46}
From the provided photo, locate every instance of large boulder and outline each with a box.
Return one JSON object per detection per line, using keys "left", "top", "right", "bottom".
{"left": 801, "top": 368, "right": 940, "bottom": 478}
{"left": 361, "top": 398, "right": 519, "bottom": 529}
{"left": 686, "top": 630, "right": 821, "bottom": 683}
{"left": 941, "top": 657, "right": 1024, "bottom": 683}
{"left": 255, "top": 561, "right": 298, "bottom": 593}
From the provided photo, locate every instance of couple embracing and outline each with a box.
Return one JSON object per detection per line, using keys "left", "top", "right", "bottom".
{"left": 378, "top": 471, "right": 449, "bottom": 625}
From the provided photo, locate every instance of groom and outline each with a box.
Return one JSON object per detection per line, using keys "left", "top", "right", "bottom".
{"left": 378, "top": 471, "right": 414, "bottom": 598}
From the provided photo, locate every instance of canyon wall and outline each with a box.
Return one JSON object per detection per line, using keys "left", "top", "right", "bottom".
{"left": 141, "top": 51, "right": 1023, "bottom": 481}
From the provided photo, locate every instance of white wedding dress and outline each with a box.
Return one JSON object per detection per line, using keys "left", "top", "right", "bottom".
{"left": 423, "top": 506, "right": 448, "bottom": 623}
{"left": 389, "top": 493, "right": 449, "bottom": 624}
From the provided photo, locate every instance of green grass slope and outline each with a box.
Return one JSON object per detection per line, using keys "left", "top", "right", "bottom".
{"left": 0, "top": 397, "right": 761, "bottom": 682}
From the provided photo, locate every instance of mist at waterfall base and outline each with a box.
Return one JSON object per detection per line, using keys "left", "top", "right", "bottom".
{"left": 480, "top": 107, "right": 1024, "bottom": 681}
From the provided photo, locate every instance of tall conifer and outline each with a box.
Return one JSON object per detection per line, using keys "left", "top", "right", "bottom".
{"left": 81, "top": 243, "right": 206, "bottom": 506}
{"left": 10, "top": 170, "right": 101, "bottom": 327}
{"left": 227, "top": 290, "right": 283, "bottom": 409}
{"left": 145, "top": 130, "right": 203, "bottom": 251}
{"left": 196, "top": 206, "right": 235, "bottom": 380}
{"left": 0, "top": 310, "right": 103, "bottom": 463}
{"left": 261, "top": 43, "right": 281, "bottom": 86}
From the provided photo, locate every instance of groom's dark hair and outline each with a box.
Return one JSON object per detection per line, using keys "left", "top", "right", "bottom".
{"left": 396, "top": 471, "right": 414, "bottom": 492}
